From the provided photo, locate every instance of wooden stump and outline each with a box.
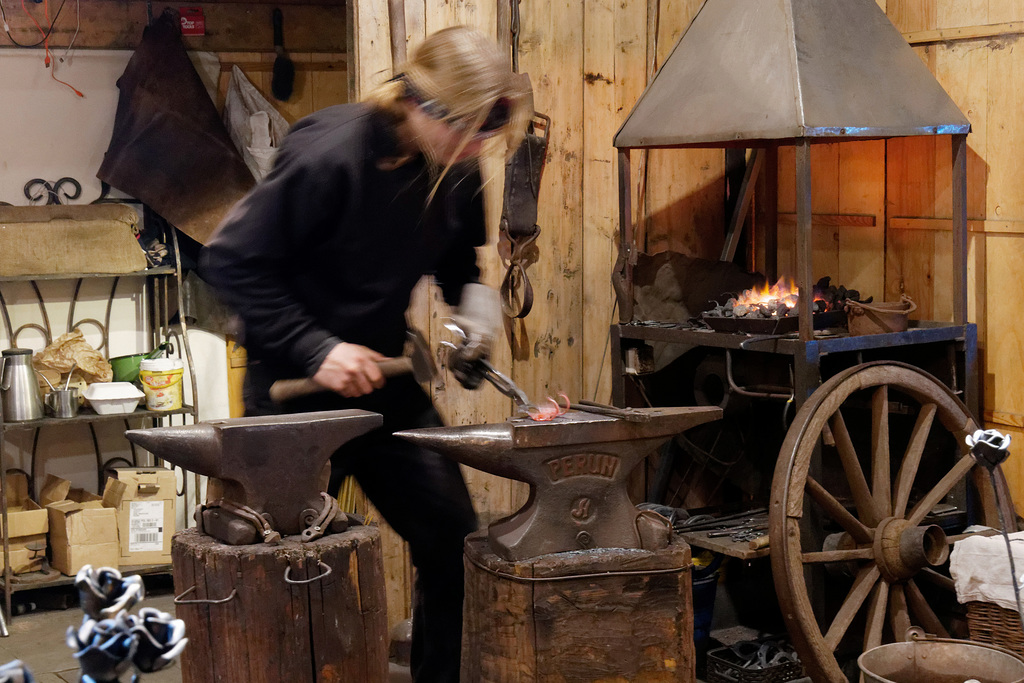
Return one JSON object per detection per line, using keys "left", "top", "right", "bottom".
{"left": 462, "top": 530, "right": 696, "bottom": 683}
{"left": 172, "top": 526, "right": 388, "bottom": 683}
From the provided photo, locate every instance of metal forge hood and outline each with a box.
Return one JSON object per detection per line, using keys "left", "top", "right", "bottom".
{"left": 614, "top": 0, "right": 970, "bottom": 149}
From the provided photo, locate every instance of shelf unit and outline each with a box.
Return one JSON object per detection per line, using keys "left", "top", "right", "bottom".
{"left": 0, "top": 229, "right": 199, "bottom": 624}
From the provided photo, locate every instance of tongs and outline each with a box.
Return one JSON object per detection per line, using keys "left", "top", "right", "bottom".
{"left": 443, "top": 322, "right": 652, "bottom": 421}
{"left": 443, "top": 320, "right": 535, "bottom": 414}
{"left": 476, "top": 358, "right": 533, "bottom": 413}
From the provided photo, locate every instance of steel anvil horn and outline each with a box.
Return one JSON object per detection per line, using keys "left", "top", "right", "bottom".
{"left": 125, "top": 410, "right": 382, "bottom": 542}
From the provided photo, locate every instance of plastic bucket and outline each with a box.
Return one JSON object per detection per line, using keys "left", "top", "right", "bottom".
{"left": 139, "top": 358, "right": 184, "bottom": 411}
{"left": 859, "top": 636, "right": 1024, "bottom": 683}
{"left": 692, "top": 554, "right": 723, "bottom": 646}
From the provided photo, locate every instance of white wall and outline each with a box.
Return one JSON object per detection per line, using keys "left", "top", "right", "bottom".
{"left": 1, "top": 48, "right": 229, "bottom": 528}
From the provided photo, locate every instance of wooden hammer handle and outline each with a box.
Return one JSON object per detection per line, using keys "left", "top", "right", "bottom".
{"left": 749, "top": 535, "right": 770, "bottom": 551}
{"left": 269, "top": 357, "right": 413, "bottom": 403}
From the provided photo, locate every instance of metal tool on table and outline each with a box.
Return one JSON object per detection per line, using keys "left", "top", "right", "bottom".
{"left": 396, "top": 405, "right": 722, "bottom": 560}
{"left": 125, "top": 410, "right": 382, "bottom": 545}
{"left": 269, "top": 330, "right": 435, "bottom": 403}
{"left": 706, "top": 523, "right": 768, "bottom": 540}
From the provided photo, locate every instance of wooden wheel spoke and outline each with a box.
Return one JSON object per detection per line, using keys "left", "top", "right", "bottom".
{"left": 917, "top": 568, "right": 955, "bottom": 592}
{"left": 888, "top": 584, "right": 912, "bottom": 642}
{"left": 864, "top": 579, "right": 890, "bottom": 652}
{"left": 806, "top": 475, "right": 874, "bottom": 544}
{"left": 831, "top": 409, "right": 883, "bottom": 527}
{"left": 905, "top": 579, "right": 950, "bottom": 637}
{"left": 802, "top": 548, "right": 875, "bottom": 563}
{"left": 871, "top": 386, "right": 892, "bottom": 518}
{"left": 892, "top": 403, "right": 937, "bottom": 518}
{"left": 948, "top": 529, "right": 999, "bottom": 543}
{"left": 906, "top": 455, "right": 976, "bottom": 526}
{"left": 824, "top": 565, "right": 881, "bottom": 651}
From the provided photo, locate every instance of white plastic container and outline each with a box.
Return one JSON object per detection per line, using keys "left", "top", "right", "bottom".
{"left": 82, "top": 382, "right": 145, "bottom": 415}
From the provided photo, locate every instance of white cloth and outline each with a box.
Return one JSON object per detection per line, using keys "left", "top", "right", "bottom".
{"left": 950, "top": 530, "right": 1024, "bottom": 611}
{"left": 222, "top": 66, "right": 290, "bottom": 181}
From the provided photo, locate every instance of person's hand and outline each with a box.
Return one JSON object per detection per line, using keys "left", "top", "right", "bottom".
{"left": 312, "top": 343, "right": 387, "bottom": 398}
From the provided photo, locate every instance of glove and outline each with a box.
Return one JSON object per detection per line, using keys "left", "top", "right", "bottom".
{"left": 450, "top": 283, "right": 501, "bottom": 390}
{"left": 448, "top": 342, "right": 487, "bottom": 390}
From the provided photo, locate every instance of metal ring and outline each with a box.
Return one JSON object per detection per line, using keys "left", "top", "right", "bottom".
{"left": 283, "top": 561, "right": 332, "bottom": 585}
{"left": 173, "top": 585, "right": 238, "bottom": 605}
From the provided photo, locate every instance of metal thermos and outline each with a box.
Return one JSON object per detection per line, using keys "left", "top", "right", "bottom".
{"left": 1, "top": 348, "right": 44, "bottom": 422}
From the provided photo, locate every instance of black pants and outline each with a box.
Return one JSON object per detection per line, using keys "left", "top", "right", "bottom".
{"left": 246, "top": 369, "right": 478, "bottom": 683}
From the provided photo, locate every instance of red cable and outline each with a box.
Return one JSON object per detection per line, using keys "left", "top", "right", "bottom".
{"left": 22, "top": 0, "right": 83, "bottom": 98}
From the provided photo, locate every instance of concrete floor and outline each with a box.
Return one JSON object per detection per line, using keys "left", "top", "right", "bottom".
{"left": 0, "top": 576, "right": 412, "bottom": 683}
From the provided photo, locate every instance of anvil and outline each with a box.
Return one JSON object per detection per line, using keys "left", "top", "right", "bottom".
{"left": 396, "top": 406, "right": 721, "bottom": 560}
{"left": 125, "top": 410, "right": 382, "bottom": 542}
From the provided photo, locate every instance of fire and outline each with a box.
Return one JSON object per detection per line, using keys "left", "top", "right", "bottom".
{"left": 529, "top": 393, "right": 570, "bottom": 421}
{"left": 734, "top": 278, "right": 800, "bottom": 308}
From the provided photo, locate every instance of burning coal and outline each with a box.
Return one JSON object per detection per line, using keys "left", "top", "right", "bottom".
{"left": 702, "top": 276, "right": 868, "bottom": 322}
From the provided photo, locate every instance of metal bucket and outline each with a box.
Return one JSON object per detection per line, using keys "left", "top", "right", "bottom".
{"left": 859, "top": 630, "right": 1024, "bottom": 683}
{"left": 846, "top": 295, "right": 917, "bottom": 336}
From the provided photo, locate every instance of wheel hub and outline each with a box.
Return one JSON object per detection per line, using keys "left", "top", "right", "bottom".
{"left": 872, "top": 517, "right": 949, "bottom": 583}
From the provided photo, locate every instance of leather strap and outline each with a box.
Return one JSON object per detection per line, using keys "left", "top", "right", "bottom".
{"left": 208, "top": 498, "right": 282, "bottom": 544}
{"left": 499, "top": 112, "right": 550, "bottom": 320}
{"left": 300, "top": 492, "right": 340, "bottom": 542}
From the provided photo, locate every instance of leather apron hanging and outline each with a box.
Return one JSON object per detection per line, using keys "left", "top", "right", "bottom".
{"left": 97, "top": 8, "right": 254, "bottom": 245}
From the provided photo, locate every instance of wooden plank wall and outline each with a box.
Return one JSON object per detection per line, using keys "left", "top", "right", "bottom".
{"left": 0, "top": 1, "right": 345, "bottom": 51}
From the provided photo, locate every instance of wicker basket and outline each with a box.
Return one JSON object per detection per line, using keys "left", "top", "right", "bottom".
{"left": 706, "top": 644, "right": 804, "bottom": 683}
{"left": 967, "top": 600, "right": 1024, "bottom": 656}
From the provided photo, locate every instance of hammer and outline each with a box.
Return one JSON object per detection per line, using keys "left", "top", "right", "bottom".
{"left": 269, "top": 330, "right": 435, "bottom": 403}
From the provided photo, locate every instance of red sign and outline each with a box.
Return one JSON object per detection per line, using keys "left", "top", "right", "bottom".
{"left": 179, "top": 7, "right": 206, "bottom": 36}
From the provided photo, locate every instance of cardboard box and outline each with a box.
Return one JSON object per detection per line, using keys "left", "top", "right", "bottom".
{"left": 1, "top": 472, "right": 48, "bottom": 538}
{"left": 108, "top": 468, "right": 177, "bottom": 566}
{"left": 0, "top": 473, "right": 50, "bottom": 574}
{"left": 5, "top": 544, "right": 46, "bottom": 574}
{"left": 45, "top": 480, "right": 119, "bottom": 576}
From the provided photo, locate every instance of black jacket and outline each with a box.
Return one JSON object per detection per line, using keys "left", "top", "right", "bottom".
{"left": 200, "top": 104, "right": 485, "bottom": 387}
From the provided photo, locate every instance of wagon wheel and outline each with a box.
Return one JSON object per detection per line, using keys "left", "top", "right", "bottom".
{"left": 769, "top": 361, "right": 1015, "bottom": 682}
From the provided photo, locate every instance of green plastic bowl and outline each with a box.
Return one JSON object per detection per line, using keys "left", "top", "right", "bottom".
{"left": 109, "top": 343, "right": 169, "bottom": 383}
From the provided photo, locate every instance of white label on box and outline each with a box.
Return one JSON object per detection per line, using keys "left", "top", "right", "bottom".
{"left": 128, "top": 500, "right": 164, "bottom": 552}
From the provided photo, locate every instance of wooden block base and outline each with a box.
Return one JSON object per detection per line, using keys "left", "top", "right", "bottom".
{"left": 172, "top": 526, "right": 388, "bottom": 683}
{"left": 462, "top": 530, "right": 696, "bottom": 682}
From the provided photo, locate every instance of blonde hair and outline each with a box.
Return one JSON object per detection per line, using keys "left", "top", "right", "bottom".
{"left": 365, "top": 26, "right": 532, "bottom": 175}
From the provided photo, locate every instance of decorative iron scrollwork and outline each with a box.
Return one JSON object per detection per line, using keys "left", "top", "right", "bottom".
{"left": 24, "top": 177, "right": 82, "bottom": 205}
